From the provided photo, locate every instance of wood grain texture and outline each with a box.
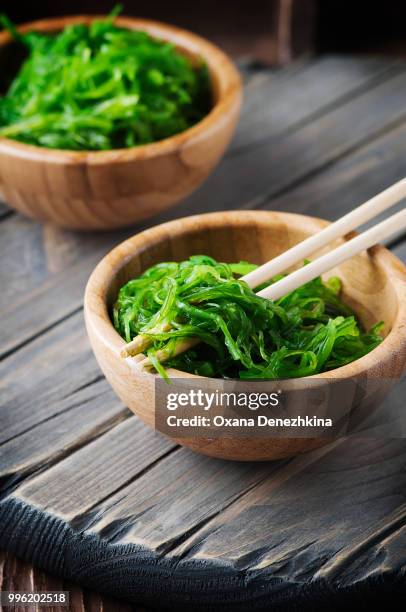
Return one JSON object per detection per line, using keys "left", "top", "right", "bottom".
{"left": 0, "top": 16, "right": 242, "bottom": 230}
{"left": 173, "top": 64, "right": 406, "bottom": 217}
{"left": 0, "top": 436, "right": 405, "bottom": 609}
{"left": 233, "top": 55, "right": 402, "bottom": 152}
{"left": 1, "top": 56, "right": 406, "bottom": 610}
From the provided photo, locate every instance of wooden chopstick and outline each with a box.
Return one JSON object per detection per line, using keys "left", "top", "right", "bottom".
{"left": 120, "top": 322, "right": 170, "bottom": 358}
{"left": 121, "top": 180, "right": 406, "bottom": 360}
{"left": 258, "top": 207, "right": 406, "bottom": 300}
{"left": 137, "top": 207, "right": 406, "bottom": 370}
{"left": 242, "top": 178, "right": 406, "bottom": 289}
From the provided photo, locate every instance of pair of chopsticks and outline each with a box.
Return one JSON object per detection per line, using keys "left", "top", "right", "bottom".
{"left": 122, "top": 179, "right": 406, "bottom": 369}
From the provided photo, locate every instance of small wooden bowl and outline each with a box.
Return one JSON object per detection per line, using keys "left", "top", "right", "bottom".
{"left": 0, "top": 16, "right": 241, "bottom": 230}
{"left": 84, "top": 211, "right": 406, "bottom": 461}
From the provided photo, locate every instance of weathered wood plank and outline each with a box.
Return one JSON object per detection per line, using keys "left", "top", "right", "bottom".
{"left": 13, "top": 443, "right": 281, "bottom": 544}
{"left": 171, "top": 439, "right": 406, "bottom": 570}
{"left": 2, "top": 384, "right": 404, "bottom": 599}
{"left": 0, "top": 311, "right": 102, "bottom": 444}
{"left": 262, "top": 118, "right": 406, "bottom": 217}
{"left": 233, "top": 55, "right": 401, "bottom": 151}
{"left": 173, "top": 68, "right": 406, "bottom": 216}
{"left": 0, "top": 250, "right": 107, "bottom": 361}
{"left": 1, "top": 289, "right": 403, "bottom": 598}
{"left": 1, "top": 416, "right": 175, "bottom": 516}
{"left": 0, "top": 381, "right": 129, "bottom": 490}
{"left": 0, "top": 437, "right": 404, "bottom": 608}
{"left": 0, "top": 218, "right": 127, "bottom": 325}
{"left": 0, "top": 216, "right": 48, "bottom": 312}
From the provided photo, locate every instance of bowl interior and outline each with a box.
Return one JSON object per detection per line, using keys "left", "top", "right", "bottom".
{"left": 105, "top": 213, "right": 400, "bottom": 338}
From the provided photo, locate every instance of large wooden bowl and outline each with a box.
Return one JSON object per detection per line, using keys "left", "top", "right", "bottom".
{"left": 0, "top": 16, "right": 241, "bottom": 229}
{"left": 84, "top": 211, "right": 406, "bottom": 460}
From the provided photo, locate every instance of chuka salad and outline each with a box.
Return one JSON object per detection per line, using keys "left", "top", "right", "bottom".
{"left": 113, "top": 256, "right": 383, "bottom": 379}
{"left": 0, "top": 8, "right": 210, "bottom": 150}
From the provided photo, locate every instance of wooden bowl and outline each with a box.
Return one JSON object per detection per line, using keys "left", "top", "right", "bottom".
{"left": 0, "top": 16, "right": 241, "bottom": 230}
{"left": 84, "top": 211, "right": 406, "bottom": 461}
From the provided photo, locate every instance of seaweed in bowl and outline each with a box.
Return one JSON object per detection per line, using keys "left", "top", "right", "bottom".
{"left": 0, "top": 8, "right": 211, "bottom": 150}
{"left": 113, "top": 255, "right": 384, "bottom": 380}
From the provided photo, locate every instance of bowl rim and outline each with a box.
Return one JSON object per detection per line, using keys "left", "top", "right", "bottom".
{"left": 84, "top": 210, "right": 406, "bottom": 386}
{"left": 0, "top": 14, "right": 242, "bottom": 164}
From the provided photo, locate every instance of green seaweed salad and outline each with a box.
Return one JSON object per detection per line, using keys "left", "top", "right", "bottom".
{"left": 113, "top": 255, "right": 384, "bottom": 380}
{"left": 0, "top": 8, "right": 210, "bottom": 150}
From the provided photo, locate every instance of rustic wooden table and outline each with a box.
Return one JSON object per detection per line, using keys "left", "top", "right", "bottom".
{"left": 0, "top": 55, "right": 406, "bottom": 611}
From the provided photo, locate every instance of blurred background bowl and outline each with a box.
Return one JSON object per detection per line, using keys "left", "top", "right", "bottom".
{"left": 0, "top": 16, "right": 242, "bottom": 230}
